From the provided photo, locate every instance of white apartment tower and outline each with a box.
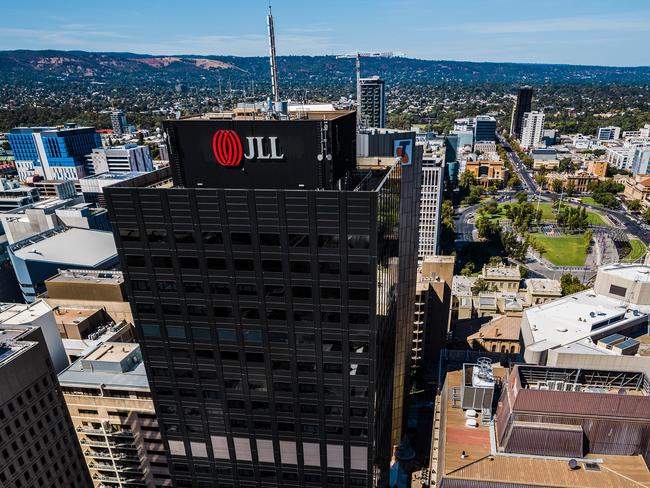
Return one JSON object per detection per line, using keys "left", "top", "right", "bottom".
{"left": 520, "top": 111, "right": 545, "bottom": 148}
{"left": 418, "top": 157, "right": 445, "bottom": 258}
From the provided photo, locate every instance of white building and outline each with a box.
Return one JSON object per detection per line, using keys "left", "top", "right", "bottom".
{"left": 607, "top": 144, "right": 637, "bottom": 170}
{"left": 597, "top": 126, "right": 621, "bottom": 141}
{"left": 86, "top": 144, "right": 153, "bottom": 175}
{"left": 359, "top": 76, "right": 386, "bottom": 129}
{"left": 418, "top": 156, "right": 444, "bottom": 258}
{"left": 520, "top": 111, "right": 545, "bottom": 148}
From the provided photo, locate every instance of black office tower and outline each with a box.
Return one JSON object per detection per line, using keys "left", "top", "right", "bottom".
{"left": 105, "top": 110, "right": 421, "bottom": 488}
{"left": 510, "top": 86, "right": 533, "bottom": 139}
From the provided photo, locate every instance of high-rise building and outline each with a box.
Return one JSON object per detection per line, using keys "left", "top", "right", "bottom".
{"left": 86, "top": 144, "right": 154, "bottom": 176}
{"left": 8, "top": 124, "right": 102, "bottom": 181}
{"left": 418, "top": 156, "right": 444, "bottom": 258}
{"left": 359, "top": 76, "right": 386, "bottom": 129}
{"left": 0, "top": 311, "right": 92, "bottom": 488}
{"left": 59, "top": 342, "right": 171, "bottom": 488}
{"left": 520, "top": 111, "right": 545, "bottom": 148}
{"left": 104, "top": 110, "right": 422, "bottom": 487}
{"left": 111, "top": 111, "right": 128, "bottom": 136}
{"left": 597, "top": 126, "right": 621, "bottom": 141}
{"left": 472, "top": 115, "right": 497, "bottom": 144}
{"left": 510, "top": 86, "right": 533, "bottom": 139}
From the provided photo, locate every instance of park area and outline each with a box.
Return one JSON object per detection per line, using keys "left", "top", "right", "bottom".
{"left": 621, "top": 239, "right": 647, "bottom": 262}
{"left": 485, "top": 200, "right": 608, "bottom": 226}
{"left": 530, "top": 233, "right": 591, "bottom": 267}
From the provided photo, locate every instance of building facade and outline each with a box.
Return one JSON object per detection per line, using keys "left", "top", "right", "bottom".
{"left": 472, "top": 115, "right": 496, "bottom": 144}
{"left": 597, "top": 126, "right": 621, "bottom": 141}
{"left": 105, "top": 111, "right": 421, "bottom": 487}
{"left": 510, "top": 86, "right": 533, "bottom": 139}
{"left": 86, "top": 145, "right": 154, "bottom": 176}
{"left": 418, "top": 157, "right": 444, "bottom": 258}
{"left": 520, "top": 111, "right": 545, "bottom": 148}
{"left": 59, "top": 343, "right": 171, "bottom": 488}
{"left": 359, "top": 77, "right": 386, "bottom": 129}
{"left": 0, "top": 321, "right": 92, "bottom": 488}
{"left": 111, "top": 111, "right": 128, "bottom": 136}
{"left": 8, "top": 124, "right": 102, "bottom": 181}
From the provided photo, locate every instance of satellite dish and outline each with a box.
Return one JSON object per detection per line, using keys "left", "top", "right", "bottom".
{"left": 568, "top": 459, "right": 578, "bottom": 470}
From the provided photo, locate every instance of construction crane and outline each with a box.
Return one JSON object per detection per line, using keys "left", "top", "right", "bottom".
{"left": 267, "top": 4, "right": 280, "bottom": 105}
{"left": 336, "top": 51, "right": 402, "bottom": 127}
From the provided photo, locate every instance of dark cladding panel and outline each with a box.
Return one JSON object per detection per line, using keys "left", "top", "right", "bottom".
{"left": 164, "top": 112, "right": 356, "bottom": 190}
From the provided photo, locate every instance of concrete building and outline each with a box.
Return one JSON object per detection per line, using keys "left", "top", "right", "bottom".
{"left": 523, "top": 278, "right": 562, "bottom": 305}
{"left": 86, "top": 144, "right": 154, "bottom": 176}
{"left": 8, "top": 124, "right": 101, "bottom": 181}
{"left": 0, "top": 319, "right": 92, "bottom": 488}
{"left": 545, "top": 171, "right": 599, "bottom": 193}
{"left": 464, "top": 159, "right": 508, "bottom": 188}
{"left": 466, "top": 313, "right": 522, "bottom": 354}
{"left": 80, "top": 168, "right": 172, "bottom": 207}
{"left": 520, "top": 111, "right": 545, "bottom": 148}
{"left": 412, "top": 256, "right": 455, "bottom": 374}
{"left": 510, "top": 86, "right": 533, "bottom": 139}
{"left": 631, "top": 145, "right": 650, "bottom": 175}
{"left": 597, "top": 125, "right": 621, "bottom": 141}
{"left": 59, "top": 343, "right": 171, "bottom": 488}
{"left": 472, "top": 115, "right": 496, "bottom": 143}
{"left": 418, "top": 157, "right": 444, "bottom": 258}
{"left": 480, "top": 263, "right": 521, "bottom": 292}
{"left": 530, "top": 148, "right": 559, "bottom": 170}
{"left": 607, "top": 144, "right": 637, "bottom": 171}
{"left": 110, "top": 111, "right": 128, "bottom": 136}
{"left": 8, "top": 227, "right": 118, "bottom": 302}
{"left": 521, "top": 263, "right": 650, "bottom": 376}
{"left": 0, "top": 178, "right": 40, "bottom": 212}
{"left": 0, "top": 197, "right": 109, "bottom": 245}
{"left": 473, "top": 141, "right": 497, "bottom": 155}
{"left": 359, "top": 76, "right": 386, "bottom": 128}
{"left": 621, "top": 174, "right": 650, "bottom": 205}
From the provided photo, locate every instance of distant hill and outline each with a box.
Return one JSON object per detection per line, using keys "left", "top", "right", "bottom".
{"left": 2, "top": 50, "right": 650, "bottom": 88}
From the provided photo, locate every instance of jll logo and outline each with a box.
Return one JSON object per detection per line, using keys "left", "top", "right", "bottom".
{"left": 212, "top": 130, "right": 284, "bottom": 167}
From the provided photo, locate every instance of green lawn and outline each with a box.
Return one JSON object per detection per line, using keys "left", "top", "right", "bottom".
{"left": 623, "top": 239, "right": 647, "bottom": 262}
{"left": 580, "top": 196, "right": 601, "bottom": 207}
{"left": 530, "top": 233, "right": 590, "bottom": 267}
{"left": 491, "top": 201, "right": 607, "bottom": 226}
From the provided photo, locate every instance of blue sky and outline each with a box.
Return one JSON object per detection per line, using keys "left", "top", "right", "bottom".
{"left": 2, "top": 0, "right": 650, "bottom": 66}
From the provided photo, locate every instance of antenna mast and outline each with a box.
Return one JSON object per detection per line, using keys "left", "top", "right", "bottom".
{"left": 267, "top": 4, "right": 280, "bottom": 104}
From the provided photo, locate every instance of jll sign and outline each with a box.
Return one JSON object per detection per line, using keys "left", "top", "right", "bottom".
{"left": 212, "top": 130, "right": 284, "bottom": 167}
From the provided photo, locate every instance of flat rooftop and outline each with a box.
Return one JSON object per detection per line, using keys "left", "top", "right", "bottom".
{"left": 525, "top": 278, "right": 562, "bottom": 293}
{"left": 10, "top": 227, "right": 117, "bottom": 267}
{"left": 181, "top": 108, "right": 353, "bottom": 122}
{"left": 0, "top": 301, "right": 51, "bottom": 324}
{"left": 598, "top": 263, "right": 650, "bottom": 282}
{"left": 439, "top": 369, "right": 650, "bottom": 487}
{"left": 46, "top": 269, "right": 124, "bottom": 286}
{"left": 82, "top": 171, "right": 147, "bottom": 181}
{"left": 53, "top": 307, "right": 98, "bottom": 326}
{"left": 483, "top": 265, "right": 520, "bottom": 279}
{"left": 84, "top": 342, "right": 138, "bottom": 362}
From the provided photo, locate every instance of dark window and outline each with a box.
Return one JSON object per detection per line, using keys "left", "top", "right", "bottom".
{"left": 162, "top": 303, "right": 181, "bottom": 315}
{"left": 262, "top": 260, "right": 283, "bottom": 272}
{"left": 350, "top": 427, "right": 368, "bottom": 437}
{"left": 204, "top": 390, "right": 220, "bottom": 400}
{"left": 302, "top": 423, "right": 319, "bottom": 433}
{"left": 202, "top": 231, "right": 223, "bottom": 245}
{"left": 126, "top": 255, "right": 146, "bottom": 267}
{"left": 350, "top": 386, "right": 368, "bottom": 397}
{"left": 297, "top": 333, "right": 315, "bottom": 345}
{"left": 221, "top": 351, "right": 239, "bottom": 361}
{"left": 174, "top": 230, "right": 195, "bottom": 244}
{"left": 350, "top": 339, "right": 369, "bottom": 353}
{"left": 293, "top": 310, "right": 313, "bottom": 322}
{"left": 260, "top": 233, "right": 280, "bottom": 246}
{"left": 273, "top": 382, "right": 292, "bottom": 392}
{"left": 298, "top": 384, "right": 317, "bottom": 394}
{"left": 297, "top": 361, "right": 315, "bottom": 372}
{"left": 609, "top": 284, "right": 627, "bottom": 297}
{"left": 249, "top": 382, "right": 267, "bottom": 392}
{"left": 217, "top": 329, "right": 236, "bottom": 342}
{"left": 131, "top": 279, "right": 150, "bottom": 291}
{"left": 318, "top": 234, "right": 339, "bottom": 248}
{"left": 224, "top": 379, "right": 241, "bottom": 390}
{"left": 188, "top": 305, "right": 206, "bottom": 316}
{"left": 269, "top": 332, "right": 288, "bottom": 343}
{"left": 227, "top": 400, "right": 245, "bottom": 409}
{"left": 290, "top": 261, "right": 310, "bottom": 273}
{"left": 209, "top": 282, "right": 230, "bottom": 294}
{"left": 350, "top": 364, "right": 369, "bottom": 375}
{"left": 199, "top": 369, "right": 216, "bottom": 379}
{"left": 152, "top": 255, "right": 173, "bottom": 268}
{"left": 322, "top": 340, "right": 342, "bottom": 352}
{"left": 252, "top": 401, "right": 269, "bottom": 411}
{"left": 196, "top": 349, "right": 214, "bottom": 359}
{"left": 319, "top": 261, "right": 340, "bottom": 274}
{"left": 183, "top": 281, "right": 204, "bottom": 293}
{"left": 241, "top": 307, "right": 260, "bottom": 319}
{"left": 243, "top": 329, "right": 262, "bottom": 344}
{"left": 321, "top": 311, "right": 340, "bottom": 323}
{"left": 157, "top": 280, "right": 177, "bottom": 292}
{"left": 323, "top": 363, "right": 342, "bottom": 374}
{"left": 231, "top": 232, "right": 251, "bottom": 245}
{"left": 179, "top": 256, "right": 199, "bottom": 269}
{"left": 147, "top": 229, "right": 167, "bottom": 243}
{"left": 348, "top": 262, "right": 369, "bottom": 275}
{"left": 277, "top": 422, "right": 295, "bottom": 432}
{"left": 246, "top": 352, "right": 265, "bottom": 363}
{"left": 351, "top": 407, "right": 368, "bottom": 418}
{"left": 264, "top": 284, "right": 285, "bottom": 297}
{"left": 213, "top": 306, "right": 232, "bottom": 318}
{"left": 230, "top": 418, "right": 247, "bottom": 428}
{"left": 300, "top": 404, "right": 318, "bottom": 414}
{"left": 349, "top": 288, "right": 369, "bottom": 300}
{"left": 266, "top": 309, "right": 286, "bottom": 321}
{"left": 272, "top": 360, "right": 291, "bottom": 371}
{"left": 325, "top": 406, "right": 343, "bottom": 416}
{"left": 350, "top": 313, "right": 369, "bottom": 325}
{"left": 321, "top": 287, "right": 340, "bottom": 299}
{"left": 137, "top": 303, "right": 156, "bottom": 314}
{"left": 292, "top": 286, "right": 312, "bottom": 298}
{"left": 348, "top": 234, "right": 370, "bottom": 249}
{"left": 288, "top": 234, "right": 309, "bottom": 247}
{"left": 234, "top": 259, "right": 255, "bottom": 271}
{"left": 207, "top": 257, "right": 227, "bottom": 270}
{"left": 142, "top": 324, "right": 161, "bottom": 337}
{"left": 192, "top": 327, "right": 211, "bottom": 340}
{"left": 237, "top": 284, "right": 257, "bottom": 296}
{"left": 119, "top": 228, "right": 140, "bottom": 242}
{"left": 167, "top": 326, "right": 186, "bottom": 338}
{"left": 305, "top": 474, "right": 321, "bottom": 483}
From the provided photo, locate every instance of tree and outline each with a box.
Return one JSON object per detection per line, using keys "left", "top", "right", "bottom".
{"left": 627, "top": 199, "right": 642, "bottom": 212}
{"left": 557, "top": 206, "right": 589, "bottom": 231}
{"left": 592, "top": 148, "right": 606, "bottom": 157}
{"left": 459, "top": 170, "right": 477, "bottom": 191}
{"left": 515, "top": 192, "right": 528, "bottom": 204}
{"left": 476, "top": 215, "right": 499, "bottom": 240}
{"left": 558, "top": 157, "right": 574, "bottom": 173}
{"left": 440, "top": 200, "right": 456, "bottom": 251}
{"left": 471, "top": 278, "right": 490, "bottom": 295}
{"left": 551, "top": 179, "right": 563, "bottom": 193}
{"left": 565, "top": 181, "right": 577, "bottom": 196}
{"left": 460, "top": 262, "right": 475, "bottom": 276}
{"left": 642, "top": 207, "right": 650, "bottom": 224}
{"left": 500, "top": 230, "right": 529, "bottom": 261}
{"left": 560, "top": 273, "right": 588, "bottom": 296}
{"left": 488, "top": 256, "right": 503, "bottom": 266}
{"left": 534, "top": 173, "right": 547, "bottom": 189}
{"left": 1, "top": 141, "right": 10, "bottom": 151}
{"left": 462, "top": 185, "right": 484, "bottom": 205}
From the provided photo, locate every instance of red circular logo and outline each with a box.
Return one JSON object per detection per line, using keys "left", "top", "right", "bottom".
{"left": 212, "top": 130, "right": 243, "bottom": 167}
